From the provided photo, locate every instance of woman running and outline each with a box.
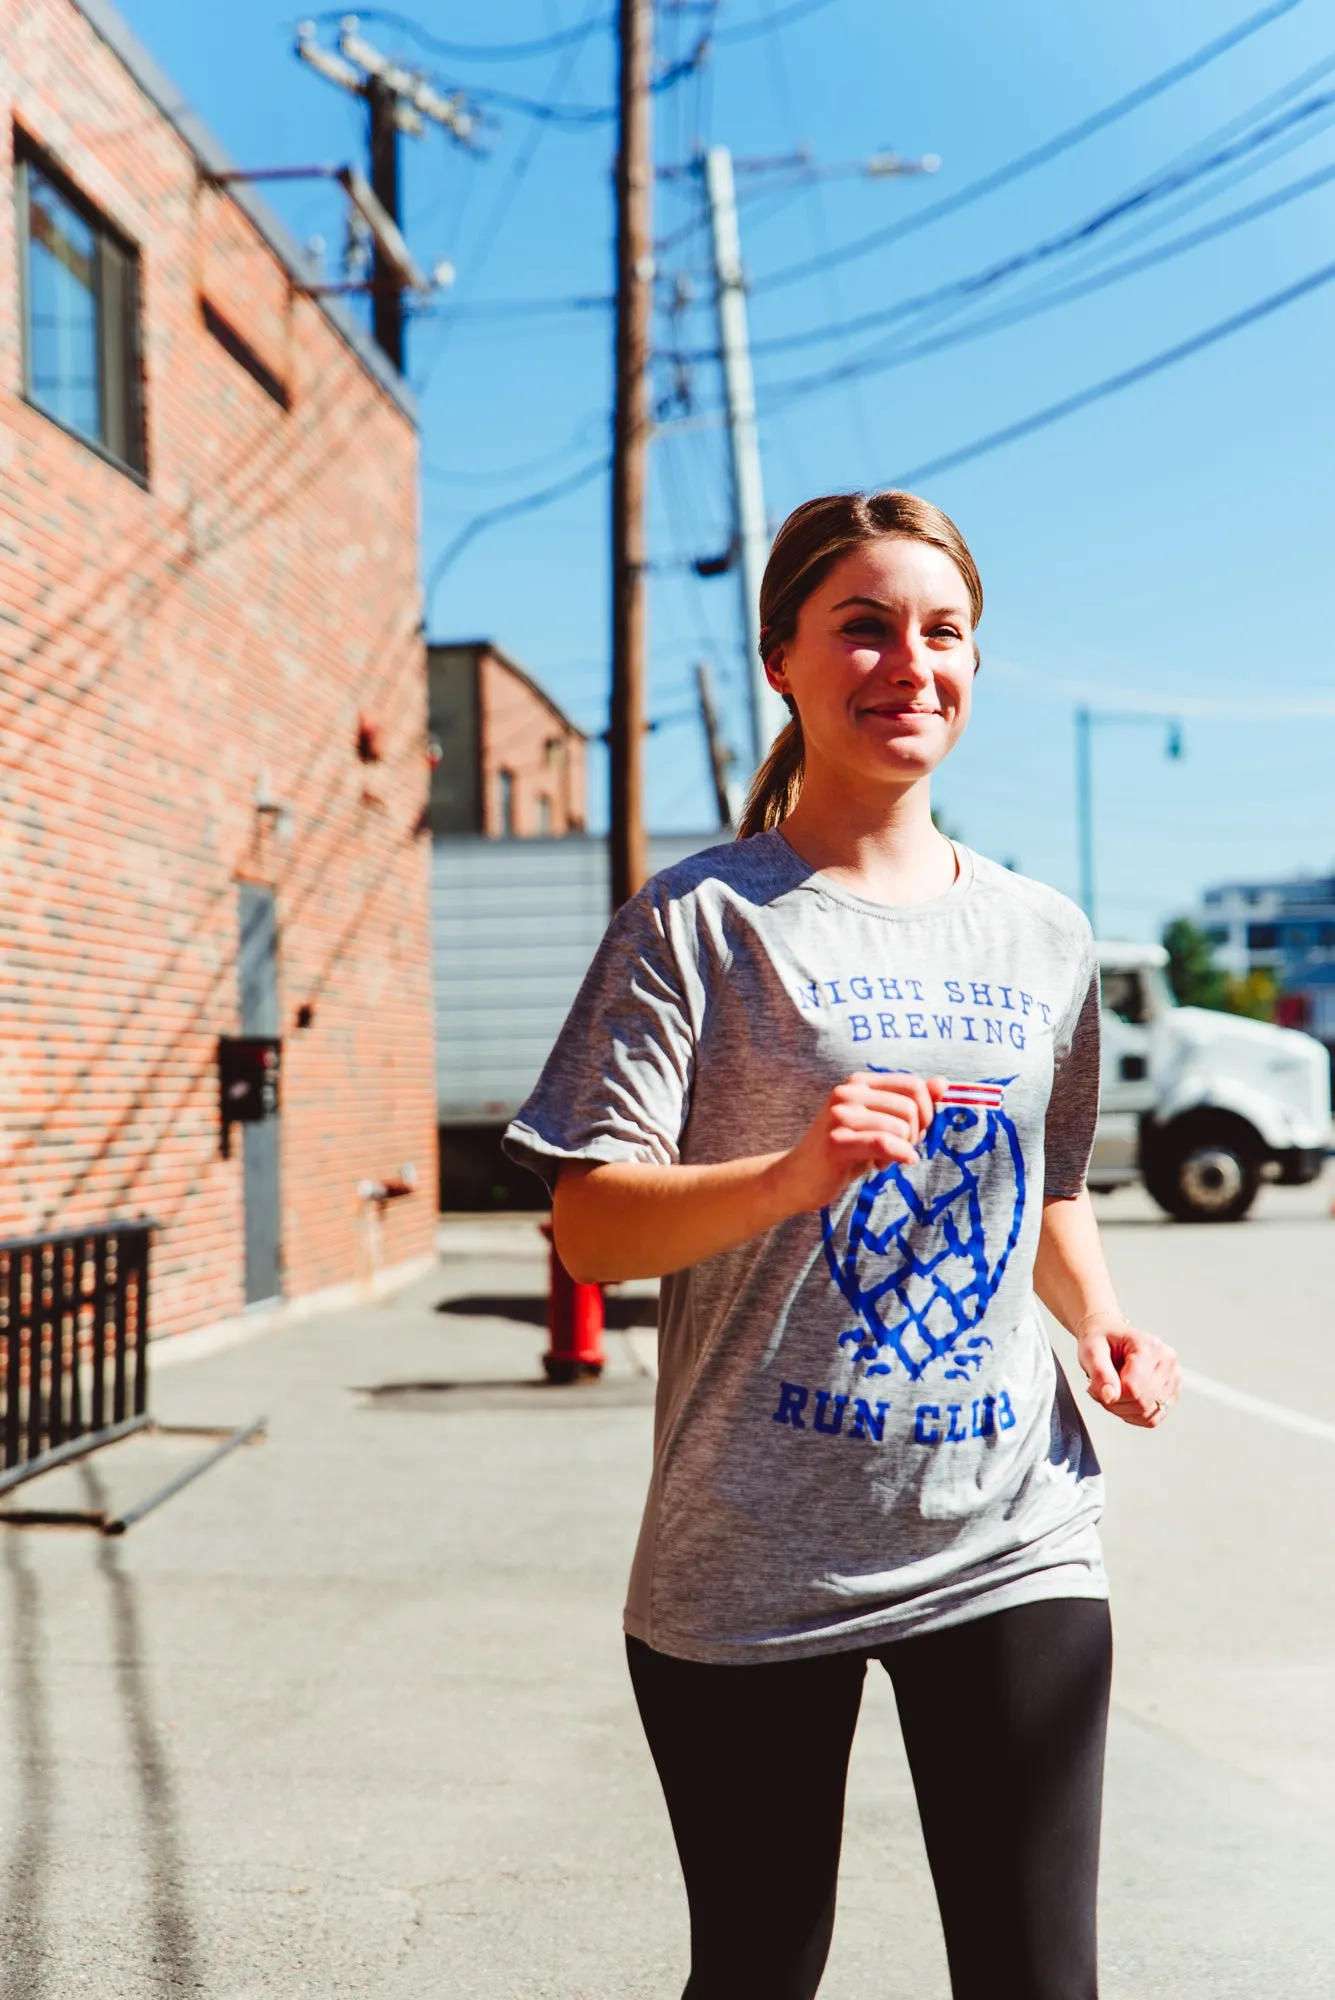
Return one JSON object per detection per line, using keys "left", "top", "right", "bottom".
{"left": 504, "top": 490, "right": 1180, "bottom": 2000}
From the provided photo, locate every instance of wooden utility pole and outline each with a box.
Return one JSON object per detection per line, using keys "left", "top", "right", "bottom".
{"left": 367, "top": 76, "right": 405, "bottom": 371}
{"left": 295, "top": 19, "right": 474, "bottom": 373}
{"left": 609, "top": 0, "right": 653, "bottom": 912}
{"left": 695, "top": 661, "right": 736, "bottom": 830}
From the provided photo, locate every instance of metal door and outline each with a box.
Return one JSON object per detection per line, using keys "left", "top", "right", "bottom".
{"left": 238, "top": 884, "right": 282, "bottom": 1305}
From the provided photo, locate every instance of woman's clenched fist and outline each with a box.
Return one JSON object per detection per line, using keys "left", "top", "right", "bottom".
{"left": 770, "top": 1070, "right": 948, "bottom": 1216}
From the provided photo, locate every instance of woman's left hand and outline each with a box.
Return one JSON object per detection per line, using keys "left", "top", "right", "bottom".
{"left": 1077, "top": 1314, "right": 1181, "bottom": 1429}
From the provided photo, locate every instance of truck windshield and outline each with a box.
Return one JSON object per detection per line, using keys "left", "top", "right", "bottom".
{"left": 1099, "top": 965, "right": 1176, "bottom": 1023}
{"left": 1144, "top": 966, "right": 1176, "bottom": 1014}
{"left": 1100, "top": 970, "right": 1149, "bottom": 1024}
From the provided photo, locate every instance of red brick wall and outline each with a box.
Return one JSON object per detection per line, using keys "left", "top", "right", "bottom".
{"left": 478, "top": 648, "right": 587, "bottom": 837}
{"left": 0, "top": 0, "right": 438, "bottom": 1335}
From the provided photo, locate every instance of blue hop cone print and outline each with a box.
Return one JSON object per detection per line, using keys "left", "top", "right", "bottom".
{"left": 820, "top": 1077, "right": 1027, "bottom": 1382}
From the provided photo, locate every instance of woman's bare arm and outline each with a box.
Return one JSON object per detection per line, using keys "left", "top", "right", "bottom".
{"left": 1034, "top": 1190, "right": 1180, "bottom": 1427}
{"left": 552, "top": 1070, "right": 947, "bottom": 1283}
{"left": 1032, "top": 1189, "right": 1121, "bottom": 1333}
{"left": 554, "top": 1153, "right": 790, "bottom": 1284}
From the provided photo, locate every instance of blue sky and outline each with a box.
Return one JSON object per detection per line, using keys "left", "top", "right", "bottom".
{"left": 115, "top": 0, "right": 1335, "bottom": 938}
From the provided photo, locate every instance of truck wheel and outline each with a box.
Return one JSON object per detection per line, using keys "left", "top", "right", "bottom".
{"left": 1142, "top": 1117, "right": 1263, "bottom": 1223}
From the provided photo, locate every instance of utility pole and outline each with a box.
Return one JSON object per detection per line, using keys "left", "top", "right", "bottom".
{"left": 1074, "top": 706, "right": 1184, "bottom": 935}
{"left": 695, "top": 660, "right": 737, "bottom": 829}
{"left": 694, "top": 140, "right": 938, "bottom": 776}
{"left": 367, "top": 76, "right": 405, "bottom": 368}
{"left": 609, "top": 0, "right": 653, "bottom": 912}
{"left": 704, "top": 145, "right": 788, "bottom": 774}
{"left": 295, "top": 17, "right": 474, "bottom": 371}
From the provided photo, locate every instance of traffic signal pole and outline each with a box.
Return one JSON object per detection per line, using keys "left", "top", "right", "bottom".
{"left": 1074, "top": 706, "right": 1185, "bottom": 935}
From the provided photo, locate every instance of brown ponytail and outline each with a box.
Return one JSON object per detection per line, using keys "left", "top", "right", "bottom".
{"left": 742, "top": 717, "right": 806, "bottom": 835}
{"left": 738, "top": 490, "right": 983, "bottom": 839}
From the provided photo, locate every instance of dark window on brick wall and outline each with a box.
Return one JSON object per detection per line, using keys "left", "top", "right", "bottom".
{"left": 201, "top": 297, "right": 291, "bottom": 411}
{"left": 14, "top": 131, "right": 145, "bottom": 477}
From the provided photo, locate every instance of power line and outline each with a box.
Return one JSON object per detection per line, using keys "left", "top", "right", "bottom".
{"left": 412, "top": 291, "right": 611, "bottom": 322}
{"left": 455, "top": 0, "right": 601, "bottom": 238}
{"left": 715, "top": 0, "right": 841, "bottom": 41}
{"left": 755, "top": 0, "right": 873, "bottom": 458}
{"left": 410, "top": 0, "right": 604, "bottom": 394}
{"left": 966, "top": 50, "right": 1335, "bottom": 304}
{"left": 810, "top": 44, "right": 1335, "bottom": 377}
{"left": 752, "top": 0, "right": 1307, "bottom": 294}
{"left": 744, "top": 84, "right": 1335, "bottom": 365}
{"left": 302, "top": 7, "right": 613, "bottom": 62}
{"left": 461, "top": 21, "right": 714, "bottom": 125}
{"left": 656, "top": 429, "right": 731, "bottom": 662}
{"left": 905, "top": 151, "right": 1335, "bottom": 365}
{"left": 659, "top": 43, "right": 1335, "bottom": 288}
{"left": 424, "top": 454, "right": 610, "bottom": 625}
{"left": 315, "top": 7, "right": 708, "bottom": 129}
{"left": 659, "top": 83, "right": 1335, "bottom": 396}
{"left": 888, "top": 255, "right": 1335, "bottom": 489}
{"left": 422, "top": 411, "right": 607, "bottom": 485}
{"left": 655, "top": 192, "right": 714, "bottom": 257}
{"left": 652, "top": 5, "right": 739, "bottom": 770}
{"left": 762, "top": 152, "right": 1335, "bottom": 408}
{"left": 662, "top": 0, "right": 688, "bottom": 229}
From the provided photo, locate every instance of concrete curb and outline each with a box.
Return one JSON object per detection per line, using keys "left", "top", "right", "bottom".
{"left": 149, "top": 1252, "right": 439, "bottom": 1370}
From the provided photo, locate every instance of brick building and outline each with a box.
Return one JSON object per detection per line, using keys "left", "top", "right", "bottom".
{"left": 1, "top": 0, "right": 437, "bottom": 1336}
{"left": 428, "top": 640, "right": 588, "bottom": 837}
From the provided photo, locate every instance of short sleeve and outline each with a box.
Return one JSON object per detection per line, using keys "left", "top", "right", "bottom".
{"left": 1043, "top": 933, "right": 1101, "bottom": 1201}
{"left": 502, "top": 883, "right": 701, "bottom": 1196}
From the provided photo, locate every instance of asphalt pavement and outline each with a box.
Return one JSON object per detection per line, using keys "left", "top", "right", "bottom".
{"left": 1, "top": 1174, "right": 1334, "bottom": 1996}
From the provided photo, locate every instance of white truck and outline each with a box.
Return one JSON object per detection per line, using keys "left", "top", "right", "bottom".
{"left": 431, "top": 839, "right": 1332, "bottom": 1219}
{"left": 1092, "top": 942, "right": 1331, "bottom": 1221}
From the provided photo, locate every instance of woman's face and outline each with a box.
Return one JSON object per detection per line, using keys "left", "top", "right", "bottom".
{"left": 767, "top": 535, "right": 977, "bottom": 790}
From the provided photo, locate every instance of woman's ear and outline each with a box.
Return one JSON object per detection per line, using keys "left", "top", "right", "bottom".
{"left": 764, "top": 645, "right": 788, "bottom": 694}
{"left": 973, "top": 644, "right": 982, "bottom": 673}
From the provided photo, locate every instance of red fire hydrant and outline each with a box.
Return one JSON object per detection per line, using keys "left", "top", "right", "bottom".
{"left": 540, "top": 1222, "right": 605, "bottom": 1383}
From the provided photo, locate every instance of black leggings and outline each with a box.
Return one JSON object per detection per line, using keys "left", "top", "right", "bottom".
{"left": 628, "top": 1598, "right": 1112, "bottom": 2000}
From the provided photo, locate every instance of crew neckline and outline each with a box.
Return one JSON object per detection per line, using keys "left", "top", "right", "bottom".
{"left": 772, "top": 829, "right": 977, "bottom": 921}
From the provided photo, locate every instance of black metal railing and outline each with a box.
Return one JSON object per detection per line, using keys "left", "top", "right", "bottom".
{"left": 0, "top": 1222, "right": 152, "bottom": 1496}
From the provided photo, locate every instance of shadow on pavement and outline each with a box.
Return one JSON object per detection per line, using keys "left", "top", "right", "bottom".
{"left": 81, "top": 1463, "right": 206, "bottom": 1992}
{"left": 361, "top": 1377, "right": 656, "bottom": 1412}
{"left": 435, "top": 1291, "right": 658, "bottom": 1329}
{"left": 1, "top": 1534, "right": 53, "bottom": 1998}
{"left": 1092, "top": 1213, "right": 1299, "bottom": 1232}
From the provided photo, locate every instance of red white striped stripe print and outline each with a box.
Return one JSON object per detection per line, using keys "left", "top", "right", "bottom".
{"left": 940, "top": 1081, "right": 1005, "bottom": 1108}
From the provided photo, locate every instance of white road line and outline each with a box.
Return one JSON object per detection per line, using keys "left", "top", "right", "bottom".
{"left": 1183, "top": 1367, "right": 1335, "bottom": 1444}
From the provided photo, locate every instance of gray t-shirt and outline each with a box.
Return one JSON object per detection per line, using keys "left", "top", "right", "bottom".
{"left": 505, "top": 834, "right": 1107, "bottom": 1663}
